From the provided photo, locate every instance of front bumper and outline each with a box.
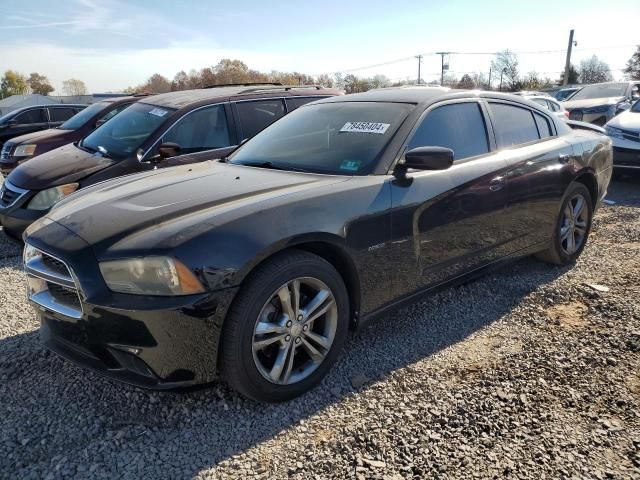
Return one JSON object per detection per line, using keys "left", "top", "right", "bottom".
{"left": 612, "top": 146, "right": 640, "bottom": 169}
{"left": 25, "top": 220, "right": 239, "bottom": 389}
{"left": 568, "top": 110, "right": 610, "bottom": 126}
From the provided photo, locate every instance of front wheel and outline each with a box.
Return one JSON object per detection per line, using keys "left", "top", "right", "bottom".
{"left": 536, "top": 183, "right": 593, "bottom": 265}
{"left": 220, "top": 250, "right": 349, "bottom": 402}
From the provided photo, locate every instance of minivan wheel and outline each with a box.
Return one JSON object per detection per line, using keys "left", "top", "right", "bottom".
{"left": 220, "top": 250, "right": 349, "bottom": 402}
{"left": 536, "top": 183, "right": 593, "bottom": 266}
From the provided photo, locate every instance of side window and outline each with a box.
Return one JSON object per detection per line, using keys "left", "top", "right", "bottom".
{"left": 531, "top": 98, "right": 549, "bottom": 109}
{"left": 488, "top": 103, "right": 540, "bottom": 147}
{"left": 235, "top": 99, "right": 285, "bottom": 140}
{"left": 286, "top": 97, "right": 327, "bottom": 111}
{"left": 98, "top": 103, "right": 131, "bottom": 124}
{"left": 534, "top": 113, "right": 552, "bottom": 138}
{"left": 160, "top": 105, "right": 231, "bottom": 155}
{"left": 49, "top": 107, "right": 77, "bottom": 122}
{"left": 14, "top": 108, "right": 47, "bottom": 124}
{"left": 408, "top": 102, "right": 489, "bottom": 161}
{"left": 548, "top": 100, "right": 560, "bottom": 112}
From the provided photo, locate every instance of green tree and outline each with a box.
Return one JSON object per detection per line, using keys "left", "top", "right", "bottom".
{"left": 27, "top": 72, "right": 54, "bottom": 95}
{"left": 624, "top": 45, "right": 640, "bottom": 80}
{"left": 457, "top": 74, "right": 475, "bottom": 89}
{"left": 491, "top": 50, "right": 520, "bottom": 91}
{"left": 579, "top": 56, "right": 612, "bottom": 84}
{"left": 1, "top": 70, "right": 29, "bottom": 97}
{"left": 62, "top": 78, "right": 88, "bottom": 96}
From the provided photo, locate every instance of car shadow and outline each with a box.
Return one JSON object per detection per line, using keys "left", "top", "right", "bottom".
{"left": 0, "top": 256, "right": 567, "bottom": 478}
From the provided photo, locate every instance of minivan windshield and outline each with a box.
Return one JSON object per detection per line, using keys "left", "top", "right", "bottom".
{"left": 60, "top": 101, "right": 110, "bottom": 130}
{"left": 81, "top": 103, "right": 174, "bottom": 160}
{"left": 229, "top": 102, "right": 413, "bottom": 175}
{"left": 569, "top": 83, "right": 627, "bottom": 101}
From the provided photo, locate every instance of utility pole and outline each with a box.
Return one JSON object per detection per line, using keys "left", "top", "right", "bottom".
{"left": 415, "top": 55, "right": 423, "bottom": 85}
{"left": 436, "top": 52, "right": 449, "bottom": 86}
{"left": 488, "top": 68, "right": 492, "bottom": 90}
{"left": 563, "top": 29, "right": 577, "bottom": 86}
{"left": 499, "top": 68, "right": 507, "bottom": 91}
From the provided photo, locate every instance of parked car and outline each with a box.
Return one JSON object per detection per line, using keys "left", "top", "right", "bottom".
{"left": 0, "top": 104, "right": 86, "bottom": 148}
{"left": 605, "top": 99, "right": 640, "bottom": 171}
{"left": 0, "top": 96, "right": 142, "bottom": 175}
{"left": 562, "top": 81, "right": 640, "bottom": 125}
{"left": 513, "top": 90, "right": 552, "bottom": 97}
{"left": 23, "top": 87, "right": 612, "bottom": 401}
{"left": 524, "top": 95, "right": 569, "bottom": 121}
{"left": 0, "top": 84, "right": 340, "bottom": 237}
{"left": 554, "top": 87, "right": 581, "bottom": 101}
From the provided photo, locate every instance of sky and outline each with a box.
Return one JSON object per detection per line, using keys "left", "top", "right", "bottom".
{"left": 0, "top": 0, "right": 638, "bottom": 93}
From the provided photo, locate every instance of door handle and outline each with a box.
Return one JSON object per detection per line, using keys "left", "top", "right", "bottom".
{"left": 489, "top": 176, "right": 504, "bottom": 192}
{"left": 558, "top": 153, "right": 571, "bottom": 164}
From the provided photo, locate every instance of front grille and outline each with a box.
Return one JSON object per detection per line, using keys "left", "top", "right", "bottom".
{"left": 0, "top": 180, "right": 28, "bottom": 208}
{"left": 569, "top": 110, "right": 583, "bottom": 121}
{"left": 0, "top": 143, "right": 11, "bottom": 161}
{"left": 620, "top": 129, "right": 640, "bottom": 144}
{"left": 24, "top": 245, "right": 83, "bottom": 319}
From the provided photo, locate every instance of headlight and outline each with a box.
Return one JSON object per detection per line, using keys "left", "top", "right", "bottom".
{"left": 13, "top": 144, "right": 37, "bottom": 157}
{"left": 99, "top": 257, "right": 205, "bottom": 296}
{"left": 27, "top": 183, "right": 79, "bottom": 210}
{"left": 605, "top": 126, "right": 624, "bottom": 139}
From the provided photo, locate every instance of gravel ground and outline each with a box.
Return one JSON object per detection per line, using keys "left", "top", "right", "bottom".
{"left": 1, "top": 176, "right": 639, "bottom": 479}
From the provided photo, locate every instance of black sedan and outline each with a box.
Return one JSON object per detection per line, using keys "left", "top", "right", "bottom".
{"left": 23, "top": 88, "right": 612, "bottom": 402}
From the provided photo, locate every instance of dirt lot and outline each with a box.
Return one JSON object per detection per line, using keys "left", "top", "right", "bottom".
{"left": 0, "top": 176, "right": 639, "bottom": 479}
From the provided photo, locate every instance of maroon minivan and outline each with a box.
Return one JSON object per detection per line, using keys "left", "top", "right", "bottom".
{"left": 0, "top": 96, "right": 142, "bottom": 175}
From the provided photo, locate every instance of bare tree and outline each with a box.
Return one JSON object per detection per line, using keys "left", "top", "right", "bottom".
{"left": 62, "top": 78, "right": 88, "bottom": 96}
{"left": 579, "top": 56, "right": 613, "bottom": 84}
{"left": 624, "top": 45, "right": 640, "bottom": 80}
{"left": 491, "top": 50, "right": 520, "bottom": 91}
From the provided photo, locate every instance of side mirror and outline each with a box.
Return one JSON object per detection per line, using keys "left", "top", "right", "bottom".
{"left": 158, "top": 142, "right": 181, "bottom": 159}
{"left": 397, "top": 147, "right": 454, "bottom": 174}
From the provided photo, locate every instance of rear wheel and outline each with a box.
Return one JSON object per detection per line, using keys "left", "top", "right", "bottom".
{"left": 536, "top": 183, "right": 593, "bottom": 265}
{"left": 220, "top": 250, "right": 349, "bottom": 402}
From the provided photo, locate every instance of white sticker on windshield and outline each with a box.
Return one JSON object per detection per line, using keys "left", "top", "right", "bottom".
{"left": 148, "top": 108, "right": 168, "bottom": 117}
{"left": 340, "top": 122, "right": 390, "bottom": 134}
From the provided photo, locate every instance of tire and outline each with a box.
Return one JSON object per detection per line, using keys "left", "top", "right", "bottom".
{"left": 535, "top": 183, "right": 593, "bottom": 266}
{"left": 220, "top": 250, "right": 349, "bottom": 402}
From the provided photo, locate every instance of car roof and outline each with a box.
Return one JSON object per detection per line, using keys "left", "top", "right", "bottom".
{"left": 9, "top": 104, "right": 87, "bottom": 115}
{"left": 140, "top": 85, "right": 339, "bottom": 110}
{"left": 315, "top": 86, "right": 552, "bottom": 108}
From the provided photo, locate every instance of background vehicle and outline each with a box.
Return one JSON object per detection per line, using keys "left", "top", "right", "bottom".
{"left": 562, "top": 82, "right": 640, "bottom": 125}
{"left": 605, "top": 99, "right": 640, "bottom": 171}
{"left": 554, "top": 87, "right": 581, "bottom": 101}
{"left": 0, "top": 84, "right": 340, "bottom": 236}
{"left": 23, "top": 87, "right": 612, "bottom": 401}
{"left": 0, "top": 104, "right": 86, "bottom": 148}
{"left": 525, "top": 95, "right": 569, "bottom": 120}
{"left": 0, "top": 96, "right": 142, "bottom": 175}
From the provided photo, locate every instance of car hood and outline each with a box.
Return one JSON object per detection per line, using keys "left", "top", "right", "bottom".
{"left": 7, "top": 143, "right": 116, "bottom": 190}
{"left": 562, "top": 96, "right": 625, "bottom": 110}
{"left": 606, "top": 110, "right": 640, "bottom": 130}
{"left": 43, "top": 161, "right": 349, "bottom": 255}
{"left": 6, "top": 128, "right": 68, "bottom": 146}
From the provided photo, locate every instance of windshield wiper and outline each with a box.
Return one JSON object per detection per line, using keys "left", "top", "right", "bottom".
{"left": 238, "top": 161, "right": 312, "bottom": 173}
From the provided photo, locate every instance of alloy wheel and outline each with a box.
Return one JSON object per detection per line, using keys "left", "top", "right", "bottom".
{"left": 252, "top": 277, "right": 338, "bottom": 385}
{"left": 559, "top": 193, "right": 589, "bottom": 255}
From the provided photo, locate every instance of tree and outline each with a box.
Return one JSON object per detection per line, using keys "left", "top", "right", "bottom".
{"left": 315, "top": 74, "right": 334, "bottom": 88}
{"left": 140, "top": 73, "right": 171, "bottom": 93}
{"left": 491, "top": 50, "right": 519, "bottom": 91}
{"left": 1, "top": 70, "right": 29, "bottom": 97}
{"left": 27, "top": 72, "right": 54, "bottom": 95}
{"left": 579, "top": 56, "right": 612, "bottom": 84}
{"left": 62, "top": 78, "right": 88, "bottom": 96}
{"left": 457, "top": 74, "right": 475, "bottom": 89}
{"left": 559, "top": 64, "right": 579, "bottom": 85}
{"left": 213, "top": 59, "right": 250, "bottom": 84}
{"left": 471, "top": 72, "right": 489, "bottom": 89}
{"left": 624, "top": 45, "right": 640, "bottom": 80}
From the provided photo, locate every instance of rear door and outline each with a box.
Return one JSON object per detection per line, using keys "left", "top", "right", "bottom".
{"left": 232, "top": 98, "right": 286, "bottom": 142}
{"left": 486, "top": 100, "right": 574, "bottom": 250}
{"left": 48, "top": 107, "right": 78, "bottom": 127}
{"left": 389, "top": 100, "right": 512, "bottom": 295}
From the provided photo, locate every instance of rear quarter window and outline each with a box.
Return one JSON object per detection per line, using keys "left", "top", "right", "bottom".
{"left": 286, "top": 96, "right": 328, "bottom": 111}
{"left": 488, "top": 103, "right": 540, "bottom": 147}
{"left": 235, "top": 99, "right": 286, "bottom": 140}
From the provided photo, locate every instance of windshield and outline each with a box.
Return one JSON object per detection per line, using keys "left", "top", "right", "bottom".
{"left": 59, "top": 101, "right": 110, "bottom": 130}
{"left": 81, "top": 103, "right": 174, "bottom": 160}
{"left": 229, "top": 102, "right": 413, "bottom": 175}
{"left": 569, "top": 83, "right": 627, "bottom": 101}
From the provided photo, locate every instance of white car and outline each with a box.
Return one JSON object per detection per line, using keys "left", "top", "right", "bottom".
{"left": 605, "top": 99, "right": 640, "bottom": 171}
{"left": 525, "top": 95, "right": 569, "bottom": 121}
